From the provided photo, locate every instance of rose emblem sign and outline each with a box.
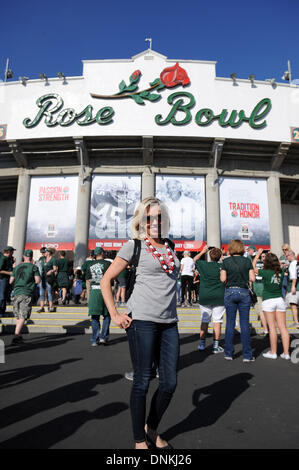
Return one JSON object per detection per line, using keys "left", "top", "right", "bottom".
{"left": 90, "top": 62, "right": 191, "bottom": 105}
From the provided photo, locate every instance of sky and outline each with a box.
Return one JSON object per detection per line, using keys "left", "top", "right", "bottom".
{"left": 1, "top": 0, "right": 299, "bottom": 84}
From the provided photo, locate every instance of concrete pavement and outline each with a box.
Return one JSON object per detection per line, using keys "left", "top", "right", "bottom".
{"left": 0, "top": 331, "right": 299, "bottom": 449}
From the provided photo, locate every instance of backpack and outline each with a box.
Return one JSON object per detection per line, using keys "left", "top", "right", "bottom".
{"left": 125, "top": 239, "right": 141, "bottom": 302}
{"left": 124, "top": 238, "right": 175, "bottom": 302}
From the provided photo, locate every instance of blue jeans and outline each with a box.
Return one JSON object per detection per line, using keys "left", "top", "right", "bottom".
{"left": 224, "top": 287, "right": 253, "bottom": 360}
{"left": 90, "top": 315, "right": 111, "bottom": 344}
{"left": 0, "top": 278, "right": 8, "bottom": 315}
{"left": 39, "top": 281, "right": 53, "bottom": 303}
{"left": 126, "top": 320, "right": 180, "bottom": 443}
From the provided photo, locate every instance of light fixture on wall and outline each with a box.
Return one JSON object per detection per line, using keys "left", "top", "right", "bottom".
{"left": 282, "top": 60, "right": 292, "bottom": 85}
{"left": 249, "top": 74, "right": 255, "bottom": 87}
{"left": 5, "top": 69, "right": 13, "bottom": 80}
{"left": 57, "top": 72, "right": 67, "bottom": 84}
{"left": 266, "top": 78, "right": 276, "bottom": 88}
{"left": 4, "top": 58, "right": 13, "bottom": 82}
{"left": 19, "top": 76, "right": 29, "bottom": 86}
{"left": 230, "top": 72, "right": 237, "bottom": 85}
{"left": 39, "top": 73, "right": 49, "bottom": 85}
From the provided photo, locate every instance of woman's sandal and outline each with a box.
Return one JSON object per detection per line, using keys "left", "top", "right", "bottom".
{"left": 145, "top": 427, "right": 173, "bottom": 450}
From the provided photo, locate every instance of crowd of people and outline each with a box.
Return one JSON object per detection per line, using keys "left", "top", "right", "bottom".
{"left": 1, "top": 239, "right": 299, "bottom": 351}
{"left": 1, "top": 197, "right": 299, "bottom": 448}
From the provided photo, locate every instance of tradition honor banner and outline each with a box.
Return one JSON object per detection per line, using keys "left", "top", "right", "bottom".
{"left": 25, "top": 176, "right": 78, "bottom": 250}
{"left": 155, "top": 175, "right": 206, "bottom": 251}
{"left": 88, "top": 174, "right": 141, "bottom": 250}
{"left": 219, "top": 177, "right": 270, "bottom": 249}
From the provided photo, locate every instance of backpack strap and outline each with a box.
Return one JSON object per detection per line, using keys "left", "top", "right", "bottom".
{"left": 130, "top": 239, "right": 141, "bottom": 269}
{"left": 164, "top": 238, "right": 175, "bottom": 252}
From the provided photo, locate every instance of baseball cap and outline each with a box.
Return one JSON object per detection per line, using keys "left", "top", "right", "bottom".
{"left": 24, "top": 249, "right": 33, "bottom": 257}
{"left": 94, "top": 247, "right": 104, "bottom": 255}
{"left": 248, "top": 245, "right": 257, "bottom": 251}
{"left": 4, "top": 246, "right": 15, "bottom": 252}
{"left": 40, "top": 247, "right": 47, "bottom": 253}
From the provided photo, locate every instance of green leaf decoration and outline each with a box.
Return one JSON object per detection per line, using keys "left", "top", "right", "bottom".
{"left": 125, "top": 84, "right": 139, "bottom": 92}
{"left": 150, "top": 78, "right": 161, "bottom": 86}
{"left": 130, "top": 94, "right": 145, "bottom": 105}
{"left": 140, "top": 91, "right": 150, "bottom": 98}
{"left": 119, "top": 80, "right": 127, "bottom": 92}
{"left": 146, "top": 93, "right": 161, "bottom": 101}
{"left": 156, "top": 83, "right": 165, "bottom": 91}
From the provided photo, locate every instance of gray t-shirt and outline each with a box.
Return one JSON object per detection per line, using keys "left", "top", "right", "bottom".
{"left": 117, "top": 240, "right": 180, "bottom": 323}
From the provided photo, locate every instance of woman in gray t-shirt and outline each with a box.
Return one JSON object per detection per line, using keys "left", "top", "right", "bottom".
{"left": 101, "top": 197, "right": 180, "bottom": 450}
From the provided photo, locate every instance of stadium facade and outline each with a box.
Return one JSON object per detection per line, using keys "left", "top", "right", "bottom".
{"left": 0, "top": 49, "right": 299, "bottom": 264}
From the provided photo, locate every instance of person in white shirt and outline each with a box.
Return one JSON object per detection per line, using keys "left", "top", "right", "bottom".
{"left": 180, "top": 251, "right": 195, "bottom": 307}
{"left": 286, "top": 250, "right": 299, "bottom": 327}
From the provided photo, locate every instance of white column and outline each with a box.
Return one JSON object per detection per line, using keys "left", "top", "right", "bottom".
{"left": 142, "top": 167, "right": 155, "bottom": 200}
{"left": 13, "top": 170, "right": 31, "bottom": 264}
{"left": 267, "top": 173, "right": 284, "bottom": 255}
{"left": 205, "top": 170, "right": 221, "bottom": 248}
{"left": 74, "top": 168, "right": 92, "bottom": 267}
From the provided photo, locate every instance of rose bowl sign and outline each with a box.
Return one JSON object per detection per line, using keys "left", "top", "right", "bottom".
{"left": 23, "top": 63, "right": 272, "bottom": 131}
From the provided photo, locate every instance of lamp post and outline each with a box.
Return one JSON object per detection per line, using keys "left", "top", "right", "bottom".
{"left": 4, "top": 58, "right": 13, "bottom": 82}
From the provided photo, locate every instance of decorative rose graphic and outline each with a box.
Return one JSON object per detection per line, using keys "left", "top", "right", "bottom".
{"left": 160, "top": 63, "right": 190, "bottom": 88}
{"left": 231, "top": 211, "right": 238, "bottom": 217}
{"left": 129, "top": 70, "right": 141, "bottom": 82}
{"left": 90, "top": 63, "right": 191, "bottom": 105}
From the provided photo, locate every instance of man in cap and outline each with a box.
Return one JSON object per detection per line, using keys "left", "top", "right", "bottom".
{"left": 0, "top": 246, "right": 16, "bottom": 316}
{"left": 9, "top": 249, "right": 40, "bottom": 344}
{"left": 85, "top": 247, "right": 111, "bottom": 346}
{"left": 245, "top": 245, "right": 257, "bottom": 261}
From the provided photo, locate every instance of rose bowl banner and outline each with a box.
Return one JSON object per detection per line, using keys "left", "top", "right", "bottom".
{"left": 156, "top": 175, "right": 206, "bottom": 251}
{"left": 219, "top": 177, "right": 270, "bottom": 250}
{"left": 25, "top": 176, "right": 78, "bottom": 250}
{"left": 88, "top": 174, "right": 141, "bottom": 249}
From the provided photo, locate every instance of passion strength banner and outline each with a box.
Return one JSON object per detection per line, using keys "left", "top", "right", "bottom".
{"left": 156, "top": 175, "right": 206, "bottom": 251}
{"left": 88, "top": 174, "right": 141, "bottom": 250}
{"left": 219, "top": 177, "right": 270, "bottom": 249}
{"left": 25, "top": 176, "right": 78, "bottom": 250}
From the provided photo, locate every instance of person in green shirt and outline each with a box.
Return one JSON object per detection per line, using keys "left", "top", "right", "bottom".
{"left": 220, "top": 239, "right": 256, "bottom": 362}
{"left": 86, "top": 247, "right": 111, "bottom": 346}
{"left": 253, "top": 249, "right": 290, "bottom": 360}
{"left": 194, "top": 245, "right": 225, "bottom": 354}
{"left": 43, "top": 248, "right": 57, "bottom": 312}
{"left": 55, "top": 251, "right": 71, "bottom": 305}
{"left": 0, "top": 246, "right": 16, "bottom": 316}
{"left": 253, "top": 251, "right": 269, "bottom": 337}
{"left": 9, "top": 249, "right": 40, "bottom": 345}
{"left": 81, "top": 250, "right": 95, "bottom": 303}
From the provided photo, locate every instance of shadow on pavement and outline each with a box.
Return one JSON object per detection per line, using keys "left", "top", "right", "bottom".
{"left": 163, "top": 373, "right": 253, "bottom": 442}
{"left": 0, "top": 358, "right": 82, "bottom": 389}
{"left": 0, "top": 375, "right": 123, "bottom": 429}
{"left": 0, "top": 402, "right": 129, "bottom": 449}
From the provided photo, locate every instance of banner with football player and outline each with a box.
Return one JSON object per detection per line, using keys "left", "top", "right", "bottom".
{"left": 88, "top": 174, "right": 141, "bottom": 250}
{"left": 219, "top": 177, "right": 270, "bottom": 250}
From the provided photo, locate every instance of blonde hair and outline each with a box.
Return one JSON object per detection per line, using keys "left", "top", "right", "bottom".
{"left": 228, "top": 239, "right": 245, "bottom": 256}
{"left": 282, "top": 243, "right": 290, "bottom": 251}
{"left": 131, "top": 197, "right": 170, "bottom": 240}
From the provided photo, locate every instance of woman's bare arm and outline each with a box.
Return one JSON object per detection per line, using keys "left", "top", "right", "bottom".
{"left": 101, "top": 256, "right": 133, "bottom": 329}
